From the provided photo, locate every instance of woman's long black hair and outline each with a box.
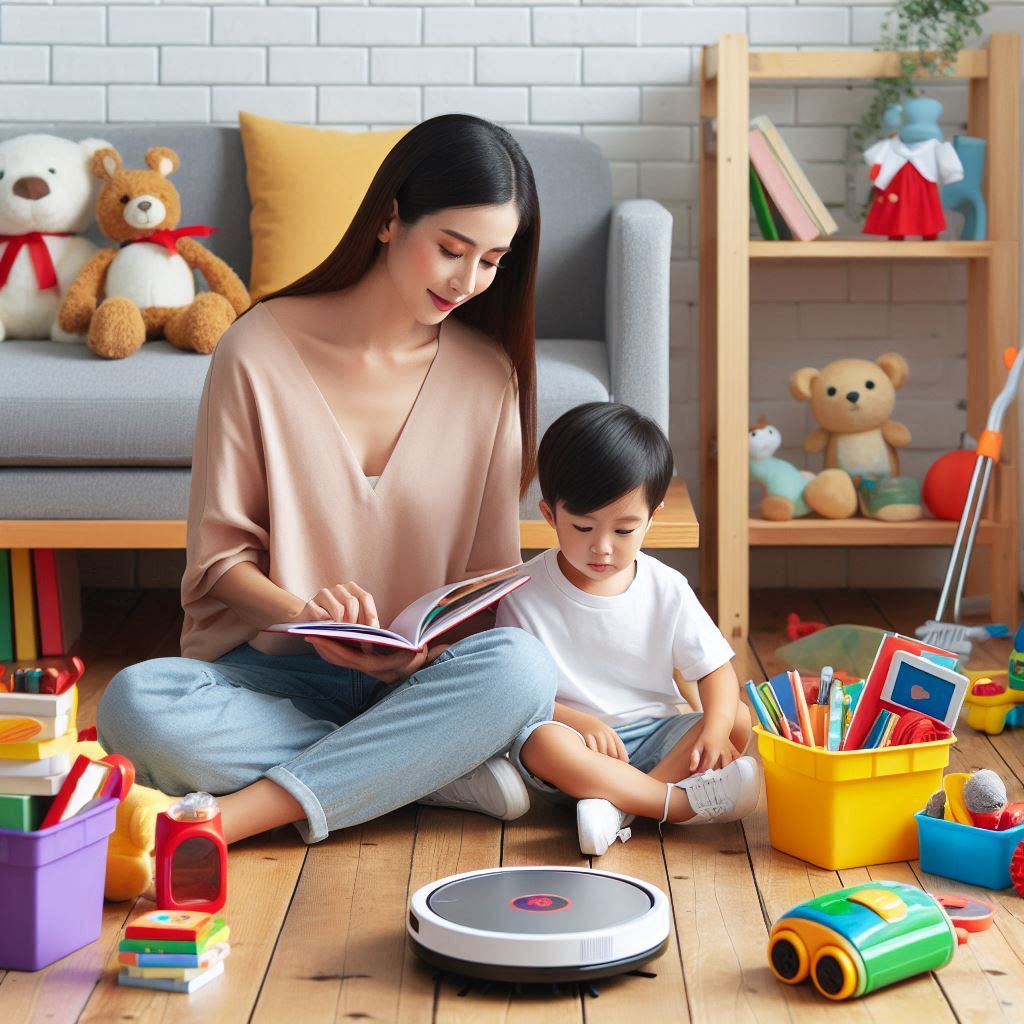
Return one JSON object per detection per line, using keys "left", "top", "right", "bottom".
{"left": 257, "top": 114, "right": 541, "bottom": 496}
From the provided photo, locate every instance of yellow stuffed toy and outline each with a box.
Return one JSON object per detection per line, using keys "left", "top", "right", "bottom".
{"left": 58, "top": 145, "right": 250, "bottom": 359}
{"left": 75, "top": 737, "right": 173, "bottom": 902}
{"left": 790, "top": 352, "right": 922, "bottom": 521}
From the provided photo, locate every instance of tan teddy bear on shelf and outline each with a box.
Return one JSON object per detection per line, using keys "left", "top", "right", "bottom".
{"left": 790, "top": 352, "right": 922, "bottom": 521}
{"left": 59, "top": 146, "right": 250, "bottom": 359}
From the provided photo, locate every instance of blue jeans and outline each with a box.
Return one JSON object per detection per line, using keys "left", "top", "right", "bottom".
{"left": 510, "top": 712, "right": 704, "bottom": 804}
{"left": 97, "top": 628, "right": 556, "bottom": 843}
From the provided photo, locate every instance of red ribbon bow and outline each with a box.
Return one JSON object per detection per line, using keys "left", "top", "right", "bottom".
{"left": 0, "top": 232, "right": 73, "bottom": 290}
{"left": 125, "top": 224, "right": 217, "bottom": 254}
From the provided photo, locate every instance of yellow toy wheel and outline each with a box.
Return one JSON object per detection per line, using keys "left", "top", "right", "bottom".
{"left": 768, "top": 929, "right": 808, "bottom": 984}
{"left": 812, "top": 946, "right": 858, "bottom": 1000}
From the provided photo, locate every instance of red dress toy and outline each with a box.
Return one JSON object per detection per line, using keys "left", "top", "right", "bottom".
{"left": 862, "top": 136, "right": 964, "bottom": 240}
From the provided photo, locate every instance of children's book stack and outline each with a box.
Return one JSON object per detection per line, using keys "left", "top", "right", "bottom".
{"left": 118, "top": 910, "right": 231, "bottom": 993}
{"left": 0, "top": 659, "right": 85, "bottom": 815}
{"left": 0, "top": 548, "right": 82, "bottom": 662}
{"left": 749, "top": 114, "right": 839, "bottom": 242}
{"left": 746, "top": 632, "right": 968, "bottom": 751}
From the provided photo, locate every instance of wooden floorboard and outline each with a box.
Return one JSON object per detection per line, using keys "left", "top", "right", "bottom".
{"left": 4, "top": 586, "right": 1024, "bottom": 1021}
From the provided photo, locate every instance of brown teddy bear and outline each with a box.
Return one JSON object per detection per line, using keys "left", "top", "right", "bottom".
{"left": 790, "top": 353, "right": 921, "bottom": 521}
{"left": 58, "top": 146, "right": 249, "bottom": 359}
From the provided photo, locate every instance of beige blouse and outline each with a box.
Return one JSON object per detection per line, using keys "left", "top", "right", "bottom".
{"left": 180, "top": 299, "right": 523, "bottom": 662}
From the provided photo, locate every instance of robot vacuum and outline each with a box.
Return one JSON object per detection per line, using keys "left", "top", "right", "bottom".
{"left": 408, "top": 866, "right": 671, "bottom": 983}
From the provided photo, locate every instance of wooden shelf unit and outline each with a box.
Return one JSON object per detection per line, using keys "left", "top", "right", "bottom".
{"left": 699, "top": 32, "right": 1021, "bottom": 644}
{"left": 0, "top": 480, "right": 700, "bottom": 553}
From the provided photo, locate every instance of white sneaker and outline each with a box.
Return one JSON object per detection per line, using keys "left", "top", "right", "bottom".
{"left": 674, "top": 756, "right": 759, "bottom": 824}
{"left": 577, "top": 799, "right": 634, "bottom": 856}
{"left": 419, "top": 756, "right": 531, "bottom": 821}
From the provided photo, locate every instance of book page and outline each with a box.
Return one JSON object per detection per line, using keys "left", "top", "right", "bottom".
{"left": 388, "top": 565, "right": 526, "bottom": 645}
{"left": 264, "top": 564, "right": 525, "bottom": 650}
{"left": 63, "top": 762, "right": 111, "bottom": 821}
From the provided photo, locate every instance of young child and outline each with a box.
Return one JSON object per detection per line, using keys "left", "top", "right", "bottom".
{"left": 498, "top": 402, "right": 757, "bottom": 856}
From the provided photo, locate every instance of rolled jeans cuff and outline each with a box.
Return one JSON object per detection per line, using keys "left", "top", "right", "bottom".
{"left": 265, "top": 764, "right": 329, "bottom": 845}
{"left": 508, "top": 719, "right": 584, "bottom": 798}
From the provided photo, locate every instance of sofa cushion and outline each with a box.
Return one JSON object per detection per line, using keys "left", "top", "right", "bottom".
{"left": 239, "top": 112, "right": 406, "bottom": 300}
{"left": 0, "top": 467, "right": 193, "bottom": 518}
{"left": 0, "top": 341, "right": 207, "bottom": 466}
{"left": 0, "top": 338, "right": 608, "bottom": 471}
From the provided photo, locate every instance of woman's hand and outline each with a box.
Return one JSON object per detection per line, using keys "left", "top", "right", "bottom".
{"left": 292, "top": 581, "right": 379, "bottom": 628}
{"left": 306, "top": 637, "right": 429, "bottom": 685}
{"left": 299, "top": 580, "right": 429, "bottom": 683}
{"left": 688, "top": 722, "right": 740, "bottom": 773}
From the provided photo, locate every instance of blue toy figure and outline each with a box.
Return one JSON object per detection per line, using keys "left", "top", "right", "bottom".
{"left": 899, "top": 97, "right": 944, "bottom": 144}
{"left": 941, "top": 136, "right": 987, "bottom": 240}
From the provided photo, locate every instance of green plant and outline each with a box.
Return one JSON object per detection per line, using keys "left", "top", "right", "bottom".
{"left": 853, "top": 0, "right": 990, "bottom": 150}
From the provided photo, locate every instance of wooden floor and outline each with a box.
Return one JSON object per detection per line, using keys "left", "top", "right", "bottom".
{"left": 3, "top": 587, "right": 1024, "bottom": 1023}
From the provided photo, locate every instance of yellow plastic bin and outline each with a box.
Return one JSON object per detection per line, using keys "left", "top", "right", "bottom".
{"left": 755, "top": 726, "right": 954, "bottom": 870}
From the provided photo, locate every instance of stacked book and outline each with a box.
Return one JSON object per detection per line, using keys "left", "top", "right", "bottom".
{"left": 118, "top": 910, "right": 231, "bottom": 993}
{"left": 0, "top": 548, "right": 82, "bottom": 662}
{"left": 0, "top": 679, "right": 79, "bottom": 809}
{"left": 749, "top": 114, "right": 839, "bottom": 241}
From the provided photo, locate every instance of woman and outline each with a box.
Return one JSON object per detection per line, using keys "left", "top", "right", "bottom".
{"left": 98, "top": 115, "right": 557, "bottom": 845}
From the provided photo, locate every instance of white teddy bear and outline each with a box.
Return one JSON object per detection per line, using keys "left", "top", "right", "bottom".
{"left": 0, "top": 134, "right": 110, "bottom": 342}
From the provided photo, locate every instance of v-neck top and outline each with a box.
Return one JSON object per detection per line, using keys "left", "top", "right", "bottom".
{"left": 180, "top": 298, "right": 523, "bottom": 661}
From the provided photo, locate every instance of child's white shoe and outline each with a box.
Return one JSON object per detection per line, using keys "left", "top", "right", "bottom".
{"left": 577, "top": 799, "right": 633, "bottom": 856}
{"left": 674, "top": 756, "right": 759, "bottom": 824}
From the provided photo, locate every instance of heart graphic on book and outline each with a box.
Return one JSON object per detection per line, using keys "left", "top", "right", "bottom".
{"left": 910, "top": 684, "right": 931, "bottom": 701}
{"left": 0, "top": 718, "right": 43, "bottom": 743}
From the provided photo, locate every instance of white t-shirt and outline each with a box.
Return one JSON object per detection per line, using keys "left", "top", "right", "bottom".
{"left": 495, "top": 548, "right": 735, "bottom": 727}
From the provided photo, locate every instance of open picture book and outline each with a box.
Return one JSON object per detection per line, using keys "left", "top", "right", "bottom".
{"left": 264, "top": 565, "right": 529, "bottom": 652}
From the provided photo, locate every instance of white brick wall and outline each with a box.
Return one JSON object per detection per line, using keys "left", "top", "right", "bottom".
{"left": 1, "top": 0, "right": 1021, "bottom": 590}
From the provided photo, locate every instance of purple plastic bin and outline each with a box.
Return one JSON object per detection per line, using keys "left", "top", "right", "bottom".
{"left": 0, "top": 796, "right": 117, "bottom": 971}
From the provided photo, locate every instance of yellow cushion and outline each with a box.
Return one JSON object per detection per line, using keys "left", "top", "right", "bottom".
{"left": 239, "top": 111, "right": 407, "bottom": 299}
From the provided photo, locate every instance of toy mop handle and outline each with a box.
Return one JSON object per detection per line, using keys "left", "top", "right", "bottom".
{"left": 977, "top": 348, "right": 1024, "bottom": 459}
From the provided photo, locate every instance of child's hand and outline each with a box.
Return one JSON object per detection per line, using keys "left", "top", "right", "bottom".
{"left": 553, "top": 705, "right": 628, "bottom": 761}
{"left": 689, "top": 724, "right": 740, "bottom": 773}
{"left": 576, "top": 716, "right": 629, "bottom": 761}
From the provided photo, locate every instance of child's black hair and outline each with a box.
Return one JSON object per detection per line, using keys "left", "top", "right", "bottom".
{"left": 537, "top": 402, "right": 674, "bottom": 517}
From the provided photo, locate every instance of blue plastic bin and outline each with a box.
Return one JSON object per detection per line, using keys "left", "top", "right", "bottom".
{"left": 915, "top": 811, "right": 1024, "bottom": 889}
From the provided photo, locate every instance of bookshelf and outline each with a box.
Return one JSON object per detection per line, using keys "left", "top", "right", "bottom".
{"left": 699, "top": 32, "right": 1021, "bottom": 644}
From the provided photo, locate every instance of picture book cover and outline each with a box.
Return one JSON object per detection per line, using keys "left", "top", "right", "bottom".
{"left": 118, "top": 959, "right": 225, "bottom": 993}
{"left": 750, "top": 163, "right": 779, "bottom": 240}
{"left": 841, "top": 633, "right": 957, "bottom": 750}
{"left": 126, "top": 909, "right": 215, "bottom": 942}
{"left": 118, "top": 941, "right": 231, "bottom": 969}
{"left": 266, "top": 564, "right": 530, "bottom": 651}
{"left": 750, "top": 114, "right": 839, "bottom": 236}
{"left": 748, "top": 128, "right": 820, "bottom": 241}
{"left": 0, "top": 550, "right": 12, "bottom": 662}
{"left": 39, "top": 753, "right": 120, "bottom": 829}
{"left": 33, "top": 550, "right": 82, "bottom": 657}
{"left": 119, "top": 921, "right": 229, "bottom": 955}
{"left": 10, "top": 548, "right": 37, "bottom": 662}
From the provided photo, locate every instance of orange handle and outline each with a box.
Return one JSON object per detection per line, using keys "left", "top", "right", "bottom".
{"left": 977, "top": 429, "right": 1002, "bottom": 460}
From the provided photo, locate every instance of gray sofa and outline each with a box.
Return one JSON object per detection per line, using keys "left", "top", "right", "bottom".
{"left": 0, "top": 124, "right": 670, "bottom": 528}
